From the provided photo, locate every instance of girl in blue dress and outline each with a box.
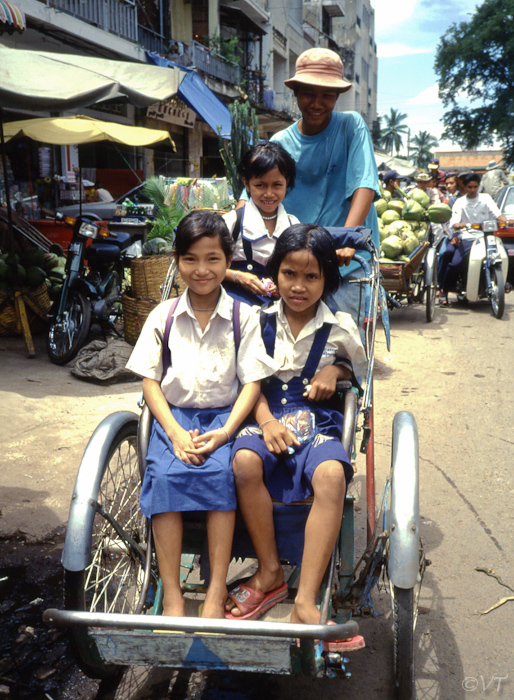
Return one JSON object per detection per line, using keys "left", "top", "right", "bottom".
{"left": 127, "top": 211, "right": 273, "bottom": 619}
{"left": 223, "top": 223, "right": 367, "bottom": 623}
{"left": 223, "top": 141, "right": 299, "bottom": 306}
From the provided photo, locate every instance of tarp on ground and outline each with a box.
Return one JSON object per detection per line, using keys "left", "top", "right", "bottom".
{"left": 3, "top": 115, "right": 175, "bottom": 149}
{"left": 0, "top": 44, "right": 185, "bottom": 111}
{"left": 145, "top": 50, "right": 232, "bottom": 138}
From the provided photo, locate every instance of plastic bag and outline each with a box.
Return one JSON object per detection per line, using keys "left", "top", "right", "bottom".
{"left": 280, "top": 409, "right": 316, "bottom": 445}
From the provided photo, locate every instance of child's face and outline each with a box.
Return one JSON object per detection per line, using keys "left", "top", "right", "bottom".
{"left": 277, "top": 250, "right": 324, "bottom": 318}
{"left": 295, "top": 86, "right": 339, "bottom": 135}
{"left": 446, "top": 177, "right": 457, "bottom": 194}
{"left": 464, "top": 181, "right": 480, "bottom": 198}
{"left": 244, "top": 167, "right": 288, "bottom": 217}
{"left": 177, "top": 235, "right": 230, "bottom": 300}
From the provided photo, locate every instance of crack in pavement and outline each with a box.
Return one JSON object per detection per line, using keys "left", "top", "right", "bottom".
{"left": 421, "top": 455, "right": 503, "bottom": 553}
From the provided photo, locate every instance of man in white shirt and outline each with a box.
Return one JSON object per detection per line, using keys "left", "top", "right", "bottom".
{"left": 440, "top": 172, "right": 506, "bottom": 304}
{"left": 94, "top": 182, "right": 114, "bottom": 202}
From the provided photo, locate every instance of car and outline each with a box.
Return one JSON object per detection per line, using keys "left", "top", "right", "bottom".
{"left": 59, "top": 183, "right": 154, "bottom": 221}
{"left": 494, "top": 185, "right": 514, "bottom": 282}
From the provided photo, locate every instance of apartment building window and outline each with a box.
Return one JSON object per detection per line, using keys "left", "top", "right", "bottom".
{"left": 192, "top": 0, "right": 209, "bottom": 44}
{"left": 363, "top": 6, "right": 370, "bottom": 29}
{"left": 356, "top": 15, "right": 361, "bottom": 27}
{"left": 322, "top": 8, "right": 331, "bottom": 37}
{"left": 361, "top": 58, "right": 369, "bottom": 85}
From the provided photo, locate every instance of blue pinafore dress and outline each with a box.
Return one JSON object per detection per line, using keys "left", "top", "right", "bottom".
{"left": 139, "top": 299, "right": 241, "bottom": 516}
{"left": 232, "top": 311, "right": 353, "bottom": 504}
{"left": 223, "top": 206, "right": 291, "bottom": 306}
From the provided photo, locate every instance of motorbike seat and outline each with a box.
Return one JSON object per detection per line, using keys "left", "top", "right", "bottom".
{"left": 87, "top": 232, "right": 133, "bottom": 264}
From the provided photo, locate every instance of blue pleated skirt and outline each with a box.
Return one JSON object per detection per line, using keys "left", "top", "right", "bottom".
{"left": 140, "top": 406, "right": 236, "bottom": 516}
{"left": 232, "top": 403, "right": 353, "bottom": 504}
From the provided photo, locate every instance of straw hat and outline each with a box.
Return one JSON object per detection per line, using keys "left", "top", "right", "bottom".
{"left": 414, "top": 171, "right": 431, "bottom": 182}
{"left": 486, "top": 160, "right": 499, "bottom": 171}
{"left": 284, "top": 48, "right": 352, "bottom": 92}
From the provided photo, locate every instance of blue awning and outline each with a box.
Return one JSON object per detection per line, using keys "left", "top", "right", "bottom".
{"left": 145, "top": 51, "right": 232, "bottom": 139}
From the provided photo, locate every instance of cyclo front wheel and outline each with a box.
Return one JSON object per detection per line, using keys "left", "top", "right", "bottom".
{"left": 46, "top": 290, "right": 91, "bottom": 365}
{"left": 64, "top": 413, "right": 148, "bottom": 679}
{"left": 393, "top": 586, "right": 415, "bottom": 700}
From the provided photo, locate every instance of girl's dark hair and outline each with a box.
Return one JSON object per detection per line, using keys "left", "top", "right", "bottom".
{"left": 266, "top": 223, "right": 341, "bottom": 298}
{"left": 462, "top": 172, "right": 481, "bottom": 186}
{"left": 238, "top": 141, "right": 296, "bottom": 191}
{"left": 173, "top": 211, "right": 234, "bottom": 259}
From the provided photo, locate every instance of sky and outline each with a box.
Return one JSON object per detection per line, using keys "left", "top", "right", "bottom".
{"left": 374, "top": 0, "right": 482, "bottom": 155}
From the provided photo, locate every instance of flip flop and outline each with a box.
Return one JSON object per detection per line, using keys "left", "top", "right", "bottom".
{"left": 224, "top": 582, "right": 288, "bottom": 621}
{"left": 323, "top": 620, "right": 366, "bottom": 652}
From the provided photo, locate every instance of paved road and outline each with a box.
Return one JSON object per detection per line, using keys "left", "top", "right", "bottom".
{"left": 1, "top": 291, "right": 513, "bottom": 699}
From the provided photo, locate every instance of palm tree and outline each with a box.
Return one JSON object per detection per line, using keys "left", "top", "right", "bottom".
{"left": 409, "top": 131, "right": 440, "bottom": 169}
{"left": 380, "top": 108, "right": 409, "bottom": 156}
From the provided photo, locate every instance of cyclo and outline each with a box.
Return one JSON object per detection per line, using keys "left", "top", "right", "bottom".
{"left": 44, "top": 228, "right": 425, "bottom": 700}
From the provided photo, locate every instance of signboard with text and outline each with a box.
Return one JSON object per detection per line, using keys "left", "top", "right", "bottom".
{"left": 147, "top": 98, "right": 196, "bottom": 129}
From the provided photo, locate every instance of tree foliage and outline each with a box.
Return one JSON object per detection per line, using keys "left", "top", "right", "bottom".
{"left": 434, "top": 0, "right": 514, "bottom": 165}
{"left": 409, "top": 131, "right": 439, "bottom": 169}
{"left": 380, "top": 108, "right": 409, "bottom": 156}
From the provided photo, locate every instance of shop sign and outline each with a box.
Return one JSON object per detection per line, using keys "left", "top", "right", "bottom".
{"left": 147, "top": 98, "right": 196, "bottom": 128}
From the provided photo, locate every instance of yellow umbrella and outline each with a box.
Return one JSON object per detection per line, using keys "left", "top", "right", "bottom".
{"left": 3, "top": 114, "right": 175, "bottom": 149}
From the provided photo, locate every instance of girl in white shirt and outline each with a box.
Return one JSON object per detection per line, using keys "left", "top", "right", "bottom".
{"left": 127, "top": 211, "right": 273, "bottom": 619}
{"left": 223, "top": 142, "right": 299, "bottom": 305}
{"left": 222, "top": 224, "right": 367, "bottom": 624}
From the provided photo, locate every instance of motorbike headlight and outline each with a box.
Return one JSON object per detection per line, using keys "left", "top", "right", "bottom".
{"left": 78, "top": 222, "right": 99, "bottom": 239}
{"left": 482, "top": 220, "right": 497, "bottom": 233}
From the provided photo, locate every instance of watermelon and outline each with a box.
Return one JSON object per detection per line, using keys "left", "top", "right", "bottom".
{"left": 43, "top": 252, "right": 60, "bottom": 270}
{"left": 26, "top": 266, "right": 47, "bottom": 286}
{"left": 5, "top": 264, "right": 27, "bottom": 284}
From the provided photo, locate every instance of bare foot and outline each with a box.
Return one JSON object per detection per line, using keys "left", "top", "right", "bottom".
{"left": 290, "top": 597, "right": 321, "bottom": 625}
{"left": 162, "top": 590, "right": 185, "bottom": 617}
{"left": 224, "top": 566, "right": 284, "bottom": 616}
{"left": 202, "top": 587, "right": 228, "bottom": 619}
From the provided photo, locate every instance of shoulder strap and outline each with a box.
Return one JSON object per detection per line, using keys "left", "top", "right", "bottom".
{"left": 302, "top": 322, "right": 333, "bottom": 378}
{"left": 232, "top": 206, "right": 245, "bottom": 243}
{"left": 259, "top": 306, "right": 277, "bottom": 358}
{"left": 162, "top": 296, "right": 180, "bottom": 376}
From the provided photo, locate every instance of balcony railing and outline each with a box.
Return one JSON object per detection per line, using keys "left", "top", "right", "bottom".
{"left": 138, "top": 24, "right": 165, "bottom": 55}
{"left": 42, "top": 0, "right": 137, "bottom": 42}
{"left": 168, "top": 40, "right": 239, "bottom": 85}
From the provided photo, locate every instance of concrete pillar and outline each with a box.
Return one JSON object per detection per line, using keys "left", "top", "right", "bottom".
{"left": 188, "top": 121, "right": 202, "bottom": 177}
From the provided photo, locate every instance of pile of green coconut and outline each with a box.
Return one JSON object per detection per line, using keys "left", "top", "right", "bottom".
{"left": 376, "top": 188, "right": 452, "bottom": 263}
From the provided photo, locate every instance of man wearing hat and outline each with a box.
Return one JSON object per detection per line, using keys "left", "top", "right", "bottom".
{"left": 414, "top": 171, "right": 441, "bottom": 205}
{"left": 480, "top": 160, "right": 508, "bottom": 199}
{"left": 383, "top": 169, "right": 404, "bottom": 200}
{"left": 254, "top": 47, "right": 380, "bottom": 328}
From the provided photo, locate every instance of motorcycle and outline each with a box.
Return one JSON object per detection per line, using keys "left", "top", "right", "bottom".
{"left": 46, "top": 213, "right": 135, "bottom": 364}
{"left": 443, "top": 219, "right": 509, "bottom": 319}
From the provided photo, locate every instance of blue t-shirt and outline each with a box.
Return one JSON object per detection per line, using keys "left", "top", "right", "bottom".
{"left": 270, "top": 111, "right": 380, "bottom": 275}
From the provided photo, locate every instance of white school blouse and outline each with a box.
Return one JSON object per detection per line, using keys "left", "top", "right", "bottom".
{"left": 261, "top": 299, "right": 368, "bottom": 382}
{"left": 126, "top": 287, "right": 275, "bottom": 409}
{"left": 223, "top": 199, "right": 299, "bottom": 268}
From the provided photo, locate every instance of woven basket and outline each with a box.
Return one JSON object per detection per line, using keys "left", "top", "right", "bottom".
{"left": 131, "top": 254, "right": 173, "bottom": 302}
{"left": 0, "top": 283, "right": 51, "bottom": 337}
{"left": 122, "top": 292, "right": 159, "bottom": 345}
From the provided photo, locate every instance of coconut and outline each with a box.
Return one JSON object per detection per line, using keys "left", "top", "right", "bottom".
{"left": 386, "top": 220, "right": 412, "bottom": 240}
{"left": 427, "top": 203, "right": 452, "bottom": 223}
{"left": 381, "top": 234, "right": 404, "bottom": 259}
{"left": 374, "top": 198, "right": 389, "bottom": 217}
{"left": 386, "top": 200, "right": 403, "bottom": 216}
{"left": 381, "top": 209, "right": 401, "bottom": 226}
{"left": 403, "top": 234, "right": 420, "bottom": 256}
{"left": 402, "top": 199, "right": 426, "bottom": 221}
{"left": 408, "top": 188, "right": 431, "bottom": 209}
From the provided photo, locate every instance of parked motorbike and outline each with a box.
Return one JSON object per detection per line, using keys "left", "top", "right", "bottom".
{"left": 444, "top": 219, "right": 509, "bottom": 319}
{"left": 46, "top": 213, "right": 134, "bottom": 364}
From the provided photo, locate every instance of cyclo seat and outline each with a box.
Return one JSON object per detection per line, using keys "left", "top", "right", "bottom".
{"left": 137, "top": 381, "right": 358, "bottom": 567}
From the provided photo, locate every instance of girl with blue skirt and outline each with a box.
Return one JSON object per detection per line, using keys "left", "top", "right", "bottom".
{"left": 127, "top": 211, "right": 274, "bottom": 619}
{"left": 224, "top": 224, "right": 367, "bottom": 623}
